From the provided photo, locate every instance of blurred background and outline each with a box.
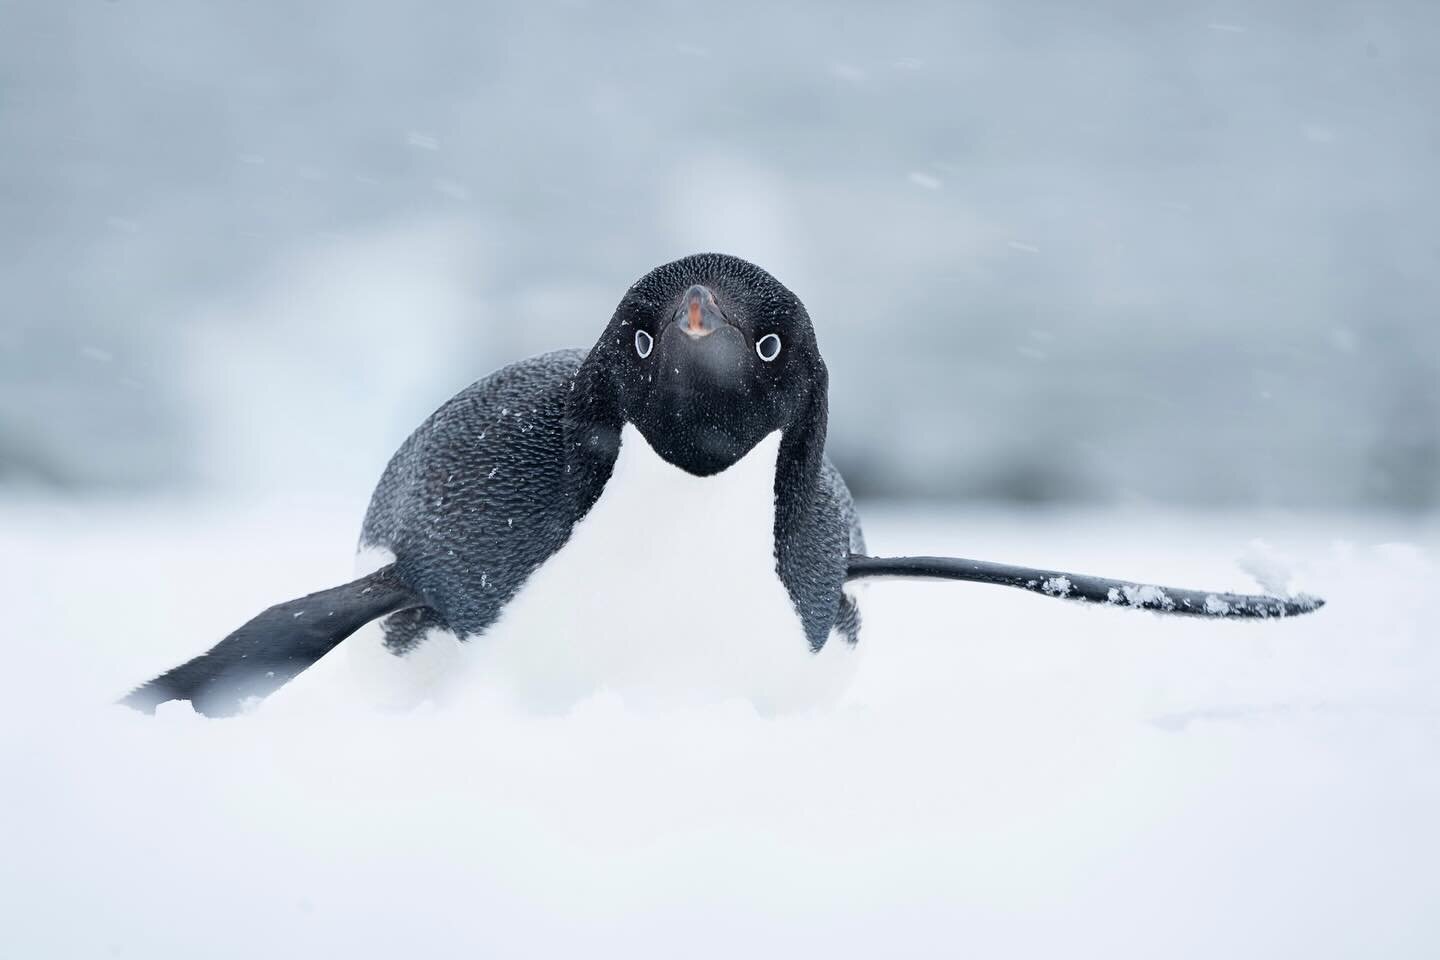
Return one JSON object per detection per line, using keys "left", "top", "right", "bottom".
{"left": 4, "top": 0, "right": 1437, "bottom": 512}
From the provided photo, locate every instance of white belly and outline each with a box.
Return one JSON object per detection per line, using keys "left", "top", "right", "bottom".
{"left": 292, "top": 423, "right": 859, "bottom": 715}
{"left": 456, "top": 424, "right": 857, "bottom": 712}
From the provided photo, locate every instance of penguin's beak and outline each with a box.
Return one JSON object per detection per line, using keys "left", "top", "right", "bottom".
{"left": 673, "top": 284, "right": 726, "bottom": 338}
{"left": 656, "top": 284, "right": 749, "bottom": 389}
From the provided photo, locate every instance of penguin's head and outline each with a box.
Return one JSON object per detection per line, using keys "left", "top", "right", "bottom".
{"left": 588, "top": 253, "right": 827, "bottom": 477}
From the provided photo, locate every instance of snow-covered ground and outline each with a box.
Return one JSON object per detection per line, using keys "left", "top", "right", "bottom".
{"left": 2, "top": 497, "right": 1437, "bottom": 958}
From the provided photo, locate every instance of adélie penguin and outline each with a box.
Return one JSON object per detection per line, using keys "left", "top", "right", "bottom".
{"left": 122, "top": 253, "right": 1324, "bottom": 717}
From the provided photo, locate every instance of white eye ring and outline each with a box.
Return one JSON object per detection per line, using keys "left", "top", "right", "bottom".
{"left": 756, "top": 333, "right": 781, "bottom": 362}
{"left": 634, "top": 329, "right": 653, "bottom": 358}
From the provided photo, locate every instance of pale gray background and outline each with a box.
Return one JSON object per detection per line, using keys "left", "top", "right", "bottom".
{"left": 4, "top": 0, "right": 1437, "bottom": 510}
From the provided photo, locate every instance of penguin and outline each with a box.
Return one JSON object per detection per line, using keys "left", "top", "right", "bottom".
{"left": 121, "top": 253, "right": 1324, "bottom": 718}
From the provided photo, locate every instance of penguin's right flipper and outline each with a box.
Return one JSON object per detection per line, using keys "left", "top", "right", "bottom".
{"left": 119, "top": 564, "right": 427, "bottom": 718}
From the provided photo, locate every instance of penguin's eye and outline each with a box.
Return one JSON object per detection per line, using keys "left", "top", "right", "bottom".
{"left": 634, "top": 329, "right": 653, "bottom": 359}
{"left": 755, "top": 333, "right": 782, "bottom": 362}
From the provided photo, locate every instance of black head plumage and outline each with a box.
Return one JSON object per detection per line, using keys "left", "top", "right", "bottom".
{"left": 571, "top": 253, "right": 828, "bottom": 478}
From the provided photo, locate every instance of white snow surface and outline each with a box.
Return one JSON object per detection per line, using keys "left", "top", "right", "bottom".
{"left": 2, "top": 497, "right": 1438, "bottom": 959}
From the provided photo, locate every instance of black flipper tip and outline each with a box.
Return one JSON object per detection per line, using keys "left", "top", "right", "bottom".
{"left": 1101, "top": 585, "right": 1326, "bottom": 619}
{"left": 118, "top": 684, "right": 164, "bottom": 716}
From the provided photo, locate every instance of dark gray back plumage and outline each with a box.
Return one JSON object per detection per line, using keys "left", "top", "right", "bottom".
{"left": 359, "top": 349, "right": 588, "bottom": 647}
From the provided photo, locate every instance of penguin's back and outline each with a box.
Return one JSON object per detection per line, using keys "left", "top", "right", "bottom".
{"left": 359, "top": 349, "right": 588, "bottom": 641}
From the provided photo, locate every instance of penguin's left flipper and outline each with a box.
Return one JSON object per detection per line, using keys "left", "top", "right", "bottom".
{"left": 119, "top": 564, "right": 427, "bottom": 718}
{"left": 847, "top": 555, "right": 1324, "bottom": 619}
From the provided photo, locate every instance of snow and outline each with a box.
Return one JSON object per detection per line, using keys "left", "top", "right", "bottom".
{"left": 1041, "top": 575, "right": 1071, "bottom": 597}
{"left": 1117, "top": 582, "right": 1174, "bottom": 610}
{"left": 2, "top": 498, "right": 1438, "bottom": 958}
{"left": 1204, "top": 594, "right": 1233, "bottom": 616}
{"left": 1239, "top": 539, "right": 1297, "bottom": 596}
